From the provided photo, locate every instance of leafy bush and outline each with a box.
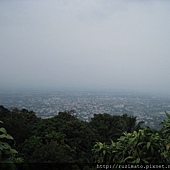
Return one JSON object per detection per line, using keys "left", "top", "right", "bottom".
{"left": 0, "top": 120, "right": 18, "bottom": 170}
{"left": 92, "top": 112, "right": 170, "bottom": 164}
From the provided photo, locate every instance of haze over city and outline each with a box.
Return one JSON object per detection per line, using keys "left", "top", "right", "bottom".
{"left": 1, "top": 0, "right": 170, "bottom": 95}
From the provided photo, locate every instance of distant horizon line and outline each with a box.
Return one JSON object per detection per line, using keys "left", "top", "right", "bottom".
{"left": 0, "top": 87, "right": 170, "bottom": 97}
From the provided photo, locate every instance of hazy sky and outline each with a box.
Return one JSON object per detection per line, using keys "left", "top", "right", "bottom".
{"left": 1, "top": 0, "right": 170, "bottom": 94}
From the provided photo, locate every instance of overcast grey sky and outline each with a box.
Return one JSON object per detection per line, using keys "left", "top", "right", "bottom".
{"left": 1, "top": 0, "right": 170, "bottom": 94}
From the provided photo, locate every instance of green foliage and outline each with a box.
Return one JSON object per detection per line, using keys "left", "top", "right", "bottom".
{"left": 112, "top": 128, "right": 166, "bottom": 164}
{"left": 30, "top": 140, "right": 77, "bottom": 163}
{"left": 92, "top": 112, "right": 170, "bottom": 164}
{"left": 2, "top": 105, "right": 170, "bottom": 167}
{"left": 19, "top": 111, "right": 96, "bottom": 164}
{"left": 0, "top": 106, "right": 144, "bottom": 166}
{"left": 92, "top": 142, "right": 110, "bottom": 163}
{"left": 0, "top": 121, "right": 18, "bottom": 170}
{"left": 161, "top": 111, "right": 170, "bottom": 139}
{"left": 93, "top": 128, "right": 166, "bottom": 164}
{"left": 0, "top": 106, "right": 39, "bottom": 146}
{"left": 90, "top": 113, "right": 143, "bottom": 143}
{"left": 160, "top": 111, "right": 170, "bottom": 162}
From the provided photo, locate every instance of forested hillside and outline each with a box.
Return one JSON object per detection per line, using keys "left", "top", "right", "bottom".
{"left": 0, "top": 105, "right": 170, "bottom": 170}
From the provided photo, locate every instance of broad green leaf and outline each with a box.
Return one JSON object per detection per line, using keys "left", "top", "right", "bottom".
{"left": 0, "top": 128, "right": 7, "bottom": 134}
{"left": 0, "top": 141, "right": 11, "bottom": 149}
{"left": 124, "top": 156, "right": 134, "bottom": 162}
{"left": 132, "top": 160, "right": 136, "bottom": 164}
{"left": 142, "top": 159, "right": 149, "bottom": 164}
{"left": 0, "top": 134, "right": 13, "bottom": 140}
{"left": 166, "top": 143, "right": 170, "bottom": 151}
{"left": 165, "top": 111, "right": 170, "bottom": 119}
{"left": 147, "top": 142, "right": 151, "bottom": 149}
{"left": 0, "top": 134, "right": 6, "bottom": 139}
{"left": 137, "top": 142, "right": 144, "bottom": 147}
{"left": 136, "top": 158, "right": 140, "bottom": 164}
{"left": 5, "top": 134, "right": 14, "bottom": 140}
{"left": 10, "top": 148, "right": 18, "bottom": 154}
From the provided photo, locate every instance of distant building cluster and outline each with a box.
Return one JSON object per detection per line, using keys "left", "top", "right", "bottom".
{"left": 0, "top": 90, "right": 170, "bottom": 129}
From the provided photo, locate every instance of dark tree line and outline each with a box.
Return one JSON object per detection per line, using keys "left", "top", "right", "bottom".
{"left": 0, "top": 105, "right": 170, "bottom": 170}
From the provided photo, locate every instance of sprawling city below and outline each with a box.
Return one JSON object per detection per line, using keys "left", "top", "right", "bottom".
{"left": 0, "top": 90, "right": 170, "bottom": 129}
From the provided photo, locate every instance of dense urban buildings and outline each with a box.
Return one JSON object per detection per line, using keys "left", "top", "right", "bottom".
{"left": 0, "top": 90, "right": 170, "bottom": 129}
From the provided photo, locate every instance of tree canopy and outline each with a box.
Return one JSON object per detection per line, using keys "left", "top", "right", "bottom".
{"left": 0, "top": 105, "right": 170, "bottom": 169}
